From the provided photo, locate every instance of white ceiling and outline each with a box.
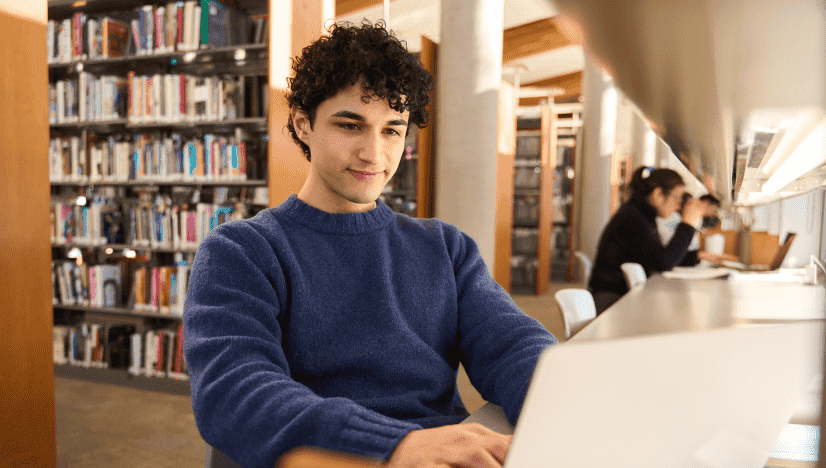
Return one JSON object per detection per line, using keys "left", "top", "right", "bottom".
{"left": 337, "top": 0, "right": 584, "bottom": 86}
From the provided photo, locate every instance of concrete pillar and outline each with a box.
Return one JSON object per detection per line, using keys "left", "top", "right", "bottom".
{"left": 574, "top": 53, "right": 616, "bottom": 260}
{"left": 435, "top": 0, "right": 504, "bottom": 272}
{"left": 631, "top": 113, "right": 657, "bottom": 168}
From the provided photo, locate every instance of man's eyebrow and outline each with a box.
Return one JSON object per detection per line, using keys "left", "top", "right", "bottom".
{"left": 387, "top": 118, "right": 408, "bottom": 127}
{"left": 331, "top": 110, "right": 408, "bottom": 127}
{"left": 331, "top": 110, "right": 365, "bottom": 121}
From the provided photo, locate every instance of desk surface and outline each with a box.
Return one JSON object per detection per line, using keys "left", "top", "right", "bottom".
{"left": 466, "top": 274, "right": 826, "bottom": 435}
{"left": 571, "top": 274, "right": 826, "bottom": 343}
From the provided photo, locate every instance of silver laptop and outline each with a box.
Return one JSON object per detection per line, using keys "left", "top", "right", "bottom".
{"left": 504, "top": 323, "right": 823, "bottom": 468}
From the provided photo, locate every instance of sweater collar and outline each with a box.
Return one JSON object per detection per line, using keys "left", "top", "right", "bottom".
{"left": 628, "top": 194, "right": 658, "bottom": 222}
{"left": 273, "top": 194, "right": 396, "bottom": 235}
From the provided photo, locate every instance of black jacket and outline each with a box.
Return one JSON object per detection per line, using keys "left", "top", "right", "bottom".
{"left": 588, "top": 194, "right": 696, "bottom": 296}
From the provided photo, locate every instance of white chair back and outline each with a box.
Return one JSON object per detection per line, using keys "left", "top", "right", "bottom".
{"left": 574, "top": 251, "right": 592, "bottom": 288}
{"left": 621, "top": 262, "right": 647, "bottom": 289}
{"left": 554, "top": 288, "right": 597, "bottom": 339}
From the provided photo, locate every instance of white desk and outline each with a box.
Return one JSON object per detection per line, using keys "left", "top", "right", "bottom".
{"left": 573, "top": 273, "right": 825, "bottom": 342}
{"left": 466, "top": 273, "right": 825, "bottom": 436}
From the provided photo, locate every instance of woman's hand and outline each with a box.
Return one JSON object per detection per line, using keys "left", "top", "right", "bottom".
{"left": 698, "top": 251, "right": 738, "bottom": 265}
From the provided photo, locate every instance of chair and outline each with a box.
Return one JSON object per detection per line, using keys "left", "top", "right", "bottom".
{"left": 573, "top": 251, "right": 592, "bottom": 288}
{"left": 554, "top": 288, "right": 597, "bottom": 340}
{"left": 620, "top": 262, "right": 647, "bottom": 289}
{"left": 205, "top": 444, "right": 243, "bottom": 468}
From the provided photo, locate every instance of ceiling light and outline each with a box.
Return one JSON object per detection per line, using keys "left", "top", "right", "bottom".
{"left": 762, "top": 118, "right": 826, "bottom": 195}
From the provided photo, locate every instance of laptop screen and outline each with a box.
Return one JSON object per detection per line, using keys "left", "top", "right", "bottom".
{"left": 769, "top": 232, "right": 797, "bottom": 270}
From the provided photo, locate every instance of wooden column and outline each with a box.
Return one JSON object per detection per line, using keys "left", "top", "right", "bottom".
{"left": 0, "top": 2, "right": 56, "bottom": 466}
{"left": 268, "top": 0, "right": 327, "bottom": 208}
{"left": 536, "top": 105, "right": 556, "bottom": 294}
{"left": 494, "top": 82, "right": 516, "bottom": 290}
{"left": 416, "top": 35, "right": 437, "bottom": 219}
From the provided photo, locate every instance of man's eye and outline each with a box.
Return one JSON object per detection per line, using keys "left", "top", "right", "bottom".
{"left": 339, "top": 123, "right": 360, "bottom": 131}
{"left": 385, "top": 129, "right": 401, "bottom": 136}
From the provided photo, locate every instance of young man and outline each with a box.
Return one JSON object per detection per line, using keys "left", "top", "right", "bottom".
{"left": 183, "top": 21, "right": 556, "bottom": 468}
{"left": 658, "top": 193, "right": 732, "bottom": 266}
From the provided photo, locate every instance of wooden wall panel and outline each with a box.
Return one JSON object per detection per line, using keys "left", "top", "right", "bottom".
{"left": 536, "top": 105, "right": 556, "bottom": 294}
{"left": 335, "top": 0, "right": 383, "bottom": 17}
{"left": 416, "top": 35, "right": 437, "bottom": 219}
{"left": 0, "top": 7, "right": 56, "bottom": 468}
{"left": 268, "top": 0, "right": 326, "bottom": 208}
{"left": 522, "top": 71, "right": 583, "bottom": 104}
{"left": 750, "top": 231, "right": 780, "bottom": 266}
{"left": 494, "top": 82, "right": 516, "bottom": 291}
{"left": 502, "top": 18, "right": 575, "bottom": 64}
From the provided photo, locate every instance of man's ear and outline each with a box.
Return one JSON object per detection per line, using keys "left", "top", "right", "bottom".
{"left": 291, "top": 108, "right": 310, "bottom": 143}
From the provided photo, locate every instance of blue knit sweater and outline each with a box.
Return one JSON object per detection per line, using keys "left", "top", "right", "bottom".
{"left": 183, "top": 195, "right": 556, "bottom": 468}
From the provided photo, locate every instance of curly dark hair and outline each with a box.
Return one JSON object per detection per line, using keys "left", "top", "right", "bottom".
{"left": 285, "top": 20, "right": 434, "bottom": 161}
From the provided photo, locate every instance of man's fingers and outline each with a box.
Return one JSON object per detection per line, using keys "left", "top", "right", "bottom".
{"left": 486, "top": 435, "right": 512, "bottom": 464}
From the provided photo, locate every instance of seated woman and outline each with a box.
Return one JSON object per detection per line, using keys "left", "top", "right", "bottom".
{"left": 588, "top": 166, "right": 703, "bottom": 314}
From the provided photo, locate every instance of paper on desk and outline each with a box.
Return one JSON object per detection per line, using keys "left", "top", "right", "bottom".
{"left": 662, "top": 267, "right": 732, "bottom": 280}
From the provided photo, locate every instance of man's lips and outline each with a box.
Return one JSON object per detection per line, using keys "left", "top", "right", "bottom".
{"left": 349, "top": 169, "right": 382, "bottom": 180}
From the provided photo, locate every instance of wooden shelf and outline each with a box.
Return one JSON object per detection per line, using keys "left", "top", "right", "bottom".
{"left": 48, "top": 0, "right": 267, "bottom": 18}
{"left": 54, "top": 364, "right": 190, "bottom": 395}
{"left": 51, "top": 242, "right": 198, "bottom": 253}
{"left": 50, "top": 119, "right": 128, "bottom": 129}
{"left": 48, "top": 43, "right": 268, "bottom": 69}
{"left": 50, "top": 117, "right": 267, "bottom": 132}
{"left": 53, "top": 303, "right": 183, "bottom": 320}
{"left": 50, "top": 179, "right": 267, "bottom": 187}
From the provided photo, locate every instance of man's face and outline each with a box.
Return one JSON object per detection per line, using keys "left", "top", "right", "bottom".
{"left": 292, "top": 82, "right": 410, "bottom": 213}
{"left": 703, "top": 202, "right": 719, "bottom": 217}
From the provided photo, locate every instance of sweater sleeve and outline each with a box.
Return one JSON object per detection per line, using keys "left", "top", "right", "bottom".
{"left": 183, "top": 223, "right": 420, "bottom": 468}
{"left": 445, "top": 227, "right": 557, "bottom": 427}
{"left": 679, "top": 249, "right": 701, "bottom": 267}
{"left": 618, "top": 211, "right": 696, "bottom": 273}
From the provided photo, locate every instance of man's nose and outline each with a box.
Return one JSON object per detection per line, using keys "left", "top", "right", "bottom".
{"left": 358, "top": 131, "right": 382, "bottom": 163}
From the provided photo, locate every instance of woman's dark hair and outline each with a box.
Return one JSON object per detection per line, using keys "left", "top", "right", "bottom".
{"left": 678, "top": 192, "right": 693, "bottom": 214}
{"left": 699, "top": 194, "right": 720, "bottom": 206}
{"left": 286, "top": 20, "right": 434, "bottom": 161}
{"left": 628, "top": 166, "right": 685, "bottom": 198}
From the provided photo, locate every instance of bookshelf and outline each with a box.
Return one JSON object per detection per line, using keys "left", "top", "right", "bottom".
{"left": 47, "top": 0, "right": 269, "bottom": 394}
{"left": 511, "top": 103, "right": 581, "bottom": 294}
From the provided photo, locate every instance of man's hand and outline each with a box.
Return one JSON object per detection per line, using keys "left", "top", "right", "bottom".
{"left": 681, "top": 199, "right": 705, "bottom": 227}
{"left": 698, "top": 251, "right": 738, "bottom": 265}
{"left": 385, "top": 423, "right": 512, "bottom": 468}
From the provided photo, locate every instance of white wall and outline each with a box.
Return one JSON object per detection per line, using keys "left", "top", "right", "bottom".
{"left": 779, "top": 189, "right": 825, "bottom": 267}
{"left": 749, "top": 188, "right": 825, "bottom": 267}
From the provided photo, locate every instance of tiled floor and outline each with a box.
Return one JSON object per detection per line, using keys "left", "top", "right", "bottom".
{"left": 55, "top": 283, "right": 572, "bottom": 468}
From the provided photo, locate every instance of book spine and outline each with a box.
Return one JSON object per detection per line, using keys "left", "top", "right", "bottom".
{"left": 155, "top": 6, "right": 165, "bottom": 52}
{"left": 131, "top": 19, "right": 141, "bottom": 55}
{"left": 47, "top": 20, "right": 55, "bottom": 63}
{"left": 193, "top": 5, "right": 201, "bottom": 49}
{"left": 176, "top": 6, "right": 184, "bottom": 50}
